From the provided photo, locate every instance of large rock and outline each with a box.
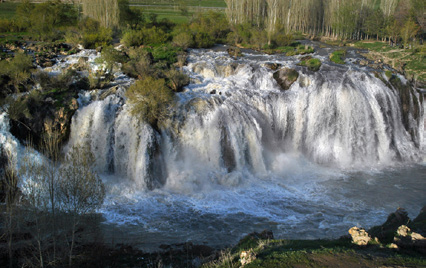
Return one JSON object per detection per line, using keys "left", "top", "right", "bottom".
{"left": 368, "top": 208, "right": 410, "bottom": 244}
{"left": 409, "top": 206, "right": 426, "bottom": 236}
{"left": 394, "top": 225, "right": 426, "bottom": 253}
{"left": 348, "top": 227, "right": 372, "bottom": 246}
{"left": 273, "top": 68, "right": 299, "bottom": 91}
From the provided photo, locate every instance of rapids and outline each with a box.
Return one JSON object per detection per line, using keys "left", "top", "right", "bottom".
{"left": 2, "top": 45, "right": 425, "bottom": 250}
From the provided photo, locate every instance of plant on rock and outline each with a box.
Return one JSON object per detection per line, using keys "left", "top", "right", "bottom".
{"left": 125, "top": 76, "right": 175, "bottom": 130}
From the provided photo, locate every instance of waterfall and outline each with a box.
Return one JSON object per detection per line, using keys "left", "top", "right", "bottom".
{"left": 66, "top": 49, "right": 424, "bottom": 190}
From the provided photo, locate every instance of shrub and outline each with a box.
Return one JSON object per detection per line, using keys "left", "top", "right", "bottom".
{"left": 0, "top": 52, "right": 34, "bottom": 92}
{"left": 193, "top": 32, "right": 215, "bottom": 48}
{"left": 97, "top": 46, "right": 127, "bottom": 72}
{"left": 121, "top": 27, "right": 169, "bottom": 47}
{"left": 122, "top": 48, "right": 153, "bottom": 78}
{"left": 125, "top": 76, "right": 175, "bottom": 129}
{"left": 172, "top": 32, "right": 193, "bottom": 49}
{"left": 82, "top": 27, "right": 113, "bottom": 49}
{"left": 164, "top": 68, "right": 189, "bottom": 92}
{"left": 151, "top": 45, "right": 183, "bottom": 65}
{"left": 299, "top": 58, "right": 322, "bottom": 72}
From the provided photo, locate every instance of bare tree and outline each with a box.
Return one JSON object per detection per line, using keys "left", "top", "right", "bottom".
{"left": 57, "top": 146, "right": 105, "bottom": 267}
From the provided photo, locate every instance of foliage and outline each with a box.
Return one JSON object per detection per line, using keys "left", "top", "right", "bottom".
{"left": 122, "top": 48, "right": 154, "bottom": 78}
{"left": 330, "top": 50, "right": 346, "bottom": 64}
{"left": 121, "top": 26, "right": 170, "bottom": 47}
{"left": 164, "top": 68, "right": 190, "bottom": 92}
{"left": 118, "top": 0, "right": 145, "bottom": 29}
{"left": 172, "top": 32, "right": 194, "bottom": 49}
{"left": 125, "top": 76, "right": 175, "bottom": 128}
{"left": 82, "top": 0, "right": 119, "bottom": 28}
{"left": 98, "top": 46, "right": 127, "bottom": 72}
{"left": 0, "top": 52, "right": 33, "bottom": 94}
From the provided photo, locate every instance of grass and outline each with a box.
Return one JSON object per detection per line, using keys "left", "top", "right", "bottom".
{"left": 330, "top": 49, "right": 346, "bottom": 64}
{"left": 129, "top": 0, "right": 226, "bottom": 8}
{"left": 0, "top": 2, "right": 18, "bottom": 19}
{"left": 354, "top": 41, "right": 425, "bottom": 82}
{"left": 299, "top": 57, "right": 322, "bottom": 71}
{"left": 203, "top": 237, "right": 426, "bottom": 268}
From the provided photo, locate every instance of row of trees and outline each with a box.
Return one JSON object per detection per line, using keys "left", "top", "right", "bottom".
{"left": 225, "top": 0, "right": 424, "bottom": 44}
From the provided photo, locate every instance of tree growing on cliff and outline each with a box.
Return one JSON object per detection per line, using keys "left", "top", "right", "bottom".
{"left": 125, "top": 76, "right": 175, "bottom": 129}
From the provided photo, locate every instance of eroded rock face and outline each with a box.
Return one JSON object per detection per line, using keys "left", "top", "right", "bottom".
{"left": 273, "top": 68, "right": 299, "bottom": 91}
{"left": 394, "top": 225, "right": 426, "bottom": 253}
{"left": 349, "top": 227, "right": 371, "bottom": 246}
{"left": 368, "top": 208, "right": 410, "bottom": 244}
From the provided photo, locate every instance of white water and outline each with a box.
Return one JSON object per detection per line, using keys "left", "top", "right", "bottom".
{"left": 2, "top": 47, "right": 425, "bottom": 250}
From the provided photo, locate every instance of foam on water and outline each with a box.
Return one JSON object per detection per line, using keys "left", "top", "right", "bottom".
{"left": 1, "top": 47, "right": 424, "bottom": 250}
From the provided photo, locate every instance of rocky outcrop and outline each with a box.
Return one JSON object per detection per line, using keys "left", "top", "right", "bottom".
{"left": 348, "top": 227, "right": 372, "bottom": 246}
{"left": 9, "top": 90, "right": 79, "bottom": 149}
{"left": 393, "top": 225, "right": 426, "bottom": 253}
{"left": 368, "top": 208, "right": 410, "bottom": 244}
{"left": 387, "top": 75, "right": 423, "bottom": 149}
{"left": 273, "top": 68, "right": 299, "bottom": 91}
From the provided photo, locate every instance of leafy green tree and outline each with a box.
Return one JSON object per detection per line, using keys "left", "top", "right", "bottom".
{"left": 125, "top": 76, "right": 175, "bottom": 129}
{"left": 400, "top": 19, "right": 420, "bottom": 47}
{"left": 364, "top": 9, "right": 386, "bottom": 40}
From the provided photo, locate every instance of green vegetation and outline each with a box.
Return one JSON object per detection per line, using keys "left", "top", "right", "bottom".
{"left": 299, "top": 57, "right": 322, "bottom": 72}
{"left": 125, "top": 76, "right": 175, "bottom": 129}
{"left": 330, "top": 50, "right": 347, "bottom": 64}
{"left": 0, "top": 2, "right": 18, "bottom": 20}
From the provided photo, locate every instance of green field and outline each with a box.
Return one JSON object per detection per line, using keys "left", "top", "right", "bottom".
{"left": 0, "top": 1, "right": 226, "bottom": 23}
{"left": 0, "top": 2, "right": 18, "bottom": 19}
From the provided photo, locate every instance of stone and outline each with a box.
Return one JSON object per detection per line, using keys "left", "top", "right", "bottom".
{"left": 359, "top": 59, "right": 368, "bottom": 66}
{"left": 273, "top": 68, "right": 299, "bottom": 91}
{"left": 368, "top": 208, "right": 410, "bottom": 244}
{"left": 348, "top": 227, "right": 371, "bottom": 246}
{"left": 240, "top": 249, "right": 256, "bottom": 266}
{"left": 263, "top": 62, "right": 282, "bottom": 71}
{"left": 389, "top": 243, "right": 398, "bottom": 249}
{"left": 396, "top": 225, "right": 410, "bottom": 237}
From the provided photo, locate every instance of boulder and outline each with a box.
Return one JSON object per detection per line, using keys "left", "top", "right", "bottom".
{"left": 368, "top": 208, "right": 410, "bottom": 244}
{"left": 394, "top": 225, "right": 426, "bottom": 253}
{"left": 240, "top": 249, "right": 256, "bottom": 266}
{"left": 273, "top": 68, "right": 299, "bottom": 91}
{"left": 409, "top": 206, "right": 426, "bottom": 235}
{"left": 348, "top": 227, "right": 372, "bottom": 246}
{"left": 263, "top": 62, "right": 282, "bottom": 71}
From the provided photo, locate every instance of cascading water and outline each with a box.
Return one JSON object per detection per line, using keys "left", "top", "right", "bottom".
{"left": 63, "top": 46, "right": 425, "bottom": 249}
{"left": 2, "top": 45, "right": 423, "bottom": 250}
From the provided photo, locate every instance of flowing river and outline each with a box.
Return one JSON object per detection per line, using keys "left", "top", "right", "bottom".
{"left": 2, "top": 45, "right": 425, "bottom": 250}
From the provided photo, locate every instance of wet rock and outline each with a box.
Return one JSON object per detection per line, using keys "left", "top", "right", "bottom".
{"left": 273, "top": 68, "right": 299, "bottom": 91}
{"left": 349, "top": 227, "right": 372, "bottom": 246}
{"left": 227, "top": 46, "right": 242, "bottom": 58}
{"left": 359, "top": 59, "right": 368, "bottom": 66}
{"left": 263, "top": 62, "right": 282, "bottom": 70}
{"left": 368, "top": 208, "right": 410, "bottom": 244}
{"left": 210, "top": 89, "right": 216, "bottom": 94}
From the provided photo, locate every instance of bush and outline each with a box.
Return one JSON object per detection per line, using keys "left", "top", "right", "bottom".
{"left": 299, "top": 57, "right": 322, "bottom": 72}
{"left": 164, "top": 68, "right": 189, "bottom": 92}
{"left": 97, "top": 46, "right": 127, "bottom": 73}
{"left": 122, "top": 48, "right": 153, "bottom": 78}
{"left": 125, "top": 76, "right": 175, "bottom": 129}
{"left": 193, "top": 31, "right": 215, "bottom": 48}
{"left": 0, "top": 52, "right": 34, "bottom": 92}
{"left": 121, "top": 27, "right": 169, "bottom": 47}
{"left": 82, "top": 27, "right": 113, "bottom": 49}
{"left": 151, "top": 45, "right": 183, "bottom": 65}
{"left": 172, "top": 32, "right": 193, "bottom": 49}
